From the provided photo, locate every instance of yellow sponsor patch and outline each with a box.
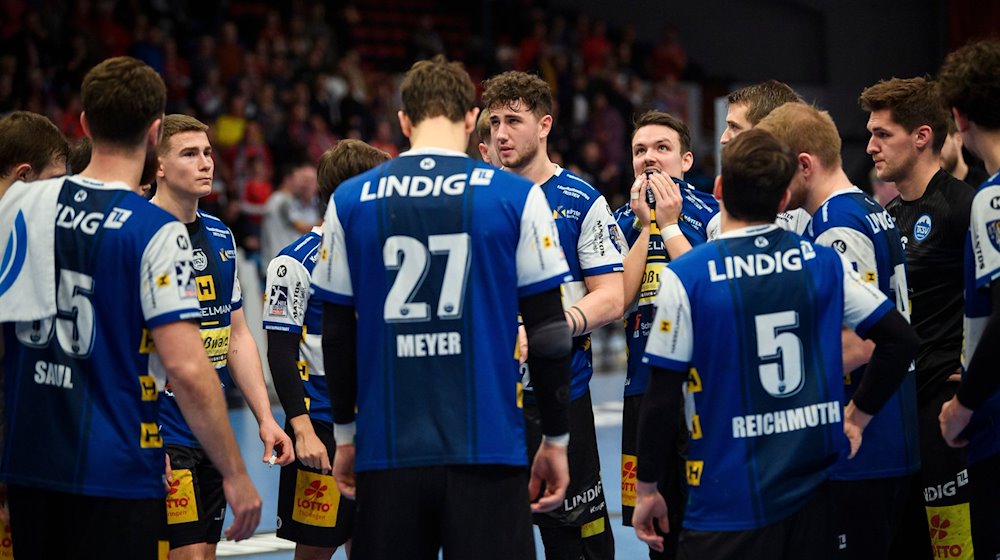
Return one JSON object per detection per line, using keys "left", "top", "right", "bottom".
{"left": 165, "top": 468, "right": 199, "bottom": 524}
{"left": 516, "top": 382, "right": 523, "bottom": 409}
{"left": 621, "top": 454, "right": 638, "bottom": 507}
{"left": 687, "top": 368, "right": 703, "bottom": 393}
{"left": 195, "top": 275, "right": 216, "bottom": 301}
{"left": 140, "top": 423, "right": 162, "bottom": 449}
{"left": 926, "top": 503, "right": 974, "bottom": 559}
{"left": 139, "top": 375, "right": 158, "bottom": 401}
{"left": 201, "top": 326, "right": 231, "bottom": 366}
{"left": 158, "top": 540, "right": 170, "bottom": 560}
{"left": 581, "top": 516, "right": 606, "bottom": 538}
{"left": 863, "top": 271, "right": 876, "bottom": 283}
{"left": 0, "top": 518, "right": 13, "bottom": 560}
{"left": 542, "top": 235, "right": 553, "bottom": 248}
{"left": 686, "top": 460, "right": 704, "bottom": 486}
{"left": 639, "top": 263, "right": 664, "bottom": 305}
{"left": 690, "top": 414, "right": 703, "bottom": 440}
{"left": 139, "top": 328, "right": 156, "bottom": 354}
{"left": 659, "top": 320, "right": 671, "bottom": 333}
{"left": 304, "top": 397, "right": 311, "bottom": 411}
{"left": 292, "top": 471, "right": 341, "bottom": 527}
{"left": 156, "top": 273, "right": 170, "bottom": 287}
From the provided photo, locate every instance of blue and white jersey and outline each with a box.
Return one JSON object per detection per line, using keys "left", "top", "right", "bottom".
{"left": 311, "top": 148, "right": 570, "bottom": 472}
{"left": 962, "top": 170, "right": 1000, "bottom": 464}
{"left": 263, "top": 229, "right": 330, "bottom": 425}
{"left": 614, "top": 177, "right": 718, "bottom": 397}
{"left": 806, "top": 186, "right": 919, "bottom": 480}
{"left": 2, "top": 176, "right": 200, "bottom": 499}
{"left": 522, "top": 165, "right": 625, "bottom": 401}
{"left": 155, "top": 211, "right": 243, "bottom": 448}
{"left": 644, "top": 225, "right": 892, "bottom": 531}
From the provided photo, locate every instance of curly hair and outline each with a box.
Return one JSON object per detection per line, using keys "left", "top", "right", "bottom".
{"left": 481, "top": 71, "right": 553, "bottom": 118}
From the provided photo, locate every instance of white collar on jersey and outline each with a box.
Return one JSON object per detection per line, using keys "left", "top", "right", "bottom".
{"left": 717, "top": 223, "right": 780, "bottom": 239}
{"left": 399, "top": 147, "right": 469, "bottom": 158}
{"left": 816, "top": 185, "right": 864, "bottom": 208}
{"left": 71, "top": 174, "right": 134, "bottom": 192}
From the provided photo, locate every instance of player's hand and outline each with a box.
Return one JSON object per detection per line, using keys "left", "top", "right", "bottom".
{"left": 633, "top": 481, "right": 669, "bottom": 552}
{"left": 296, "top": 429, "right": 332, "bottom": 473}
{"left": 843, "top": 401, "right": 873, "bottom": 459}
{"left": 222, "top": 471, "right": 262, "bottom": 541}
{"left": 649, "top": 172, "right": 682, "bottom": 227}
{"left": 518, "top": 324, "right": 529, "bottom": 364}
{"left": 259, "top": 418, "right": 295, "bottom": 466}
{"left": 939, "top": 395, "right": 973, "bottom": 448}
{"left": 332, "top": 444, "right": 357, "bottom": 500}
{"left": 528, "top": 440, "right": 569, "bottom": 513}
{"left": 629, "top": 175, "right": 651, "bottom": 227}
{"left": 164, "top": 454, "right": 174, "bottom": 492}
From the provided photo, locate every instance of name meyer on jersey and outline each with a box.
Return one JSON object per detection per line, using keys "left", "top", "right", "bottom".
{"left": 396, "top": 332, "right": 462, "bottom": 358}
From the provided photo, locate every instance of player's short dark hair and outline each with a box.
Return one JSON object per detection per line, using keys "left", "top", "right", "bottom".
{"left": 859, "top": 77, "right": 949, "bottom": 153}
{"left": 476, "top": 109, "right": 492, "bottom": 146}
{"left": 727, "top": 80, "right": 804, "bottom": 126}
{"left": 400, "top": 55, "right": 476, "bottom": 126}
{"left": 0, "top": 111, "right": 69, "bottom": 179}
{"left": 721, "top": 129, "right": 797, "bottom": 223}
{"left": 81, "top": 56, "right": 167, "bottom": 147}
{"left": 937, "top": 39, "right": 1000, "bottom": 130}
{"left": 631, "top": 111, "right": 691, "bottom": 154}
{"left": 158, "top": 114, "right": 209, "bottom": 156}
{"left": 317, "top": 139, "right": 390, "bottom": 214}
{"left": 756, "top": 103, "right": 842, "bottom": 170}
{"left": 481, "top": 71, "right": 553, "bottom": 119}
{"left": 67, "top": 136, "right": 92, "bottom": 174}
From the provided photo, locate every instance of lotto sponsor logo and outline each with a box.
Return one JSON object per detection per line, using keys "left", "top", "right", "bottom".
{"left": 621, "top": 455, "right": 637, "bottom": 507}
{"left": 292, "top": 471, "right": 340, "bottom": 527}
{"left": 166, "top": 469, "right": 199, "bottom": 524}
{"left": 927, "top": 504, "right": 974, "bottom": 559}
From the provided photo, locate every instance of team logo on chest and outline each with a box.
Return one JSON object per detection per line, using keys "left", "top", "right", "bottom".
{"left": 913, "top": 214, "right": 932, "bottom": 242}
{"left": 192, "top": 249, "right": 208, "bottom": 271}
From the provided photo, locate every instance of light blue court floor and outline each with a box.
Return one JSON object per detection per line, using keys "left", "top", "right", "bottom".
{"left": 219, "top": 368, "right": 649, "bottom": 559}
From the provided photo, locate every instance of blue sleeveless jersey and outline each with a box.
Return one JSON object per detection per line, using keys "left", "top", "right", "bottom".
{"left": 806, "top": 187, "right": 919, "bottom": 480}
{"left": 263, "top": 230, "right": 331, "bottom": 425}
{"left": 156, "top": 212, "right": 242, "bottom": 448}
{"left": 614, "top": 178, "right": 718, "bottom": 397}
{"left": 522, "top": 166, "right": 625, "bottom": 401}
{"left": 311, "top": 148, "right": 570, "bottom": 472}
{"left": 644, "top": 225, "right": 892, "bottom": 530}
{"left": 2, "top": 176, "right": 200, "bottom": 498}
{"left": 961, "top": 171, "right": 1000, "bottom": 464}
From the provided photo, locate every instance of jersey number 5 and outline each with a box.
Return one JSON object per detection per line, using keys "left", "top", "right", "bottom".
{"left": 15, "top": 269, "right": 96, "bottom": 358}
{"left": 755, "top": 311, "right": 804, "bottom": 398}
{"left": 383, "top": 233, "right": 470, "bottom": 323}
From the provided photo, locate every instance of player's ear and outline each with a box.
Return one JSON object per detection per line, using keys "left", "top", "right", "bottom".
{"left": 80, "top": 112, "right": 92, "bottom": 140}
{"left": 398, "top": 110, "right": 413, "bottom": 139}
{"left": 147, "top": 117, "right": 163, "bottom": 148}
{"left": 951, "top": 107, "right": 970, "bottom": 133}
{"left": 13, "top": 163, "right": 32, "bottom": 181}
{"left": 913, "top": 124, "right": 932, "bottom": 150}
{"left": 681, "top": 151, "right": 694, "bottom": 174}
{"left": 797, "top": 153, "right": 812, "bottom": 177}
{"left": 478, "top": 143, "right": 491, "bottom": 165}
{"left": 538, "top": 114, "right": 553, "bottom": 139}
{"left": 465, "top": 107, "right": 480, "bottom": 136}
{"left": 712, "top": 174, "right": 723, "bottom": 201}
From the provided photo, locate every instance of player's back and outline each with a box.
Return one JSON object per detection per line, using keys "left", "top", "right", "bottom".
{"left": 649, "top": 225, "right": 850, "bottom": 530}
{"left": 2, "top": 176, "right": 199, "bottom": 498}
{"left": 313, "top": 149, "right": 568, "bottom": 472}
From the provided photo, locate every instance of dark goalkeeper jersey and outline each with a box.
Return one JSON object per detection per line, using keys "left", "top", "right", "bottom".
{"left": 885, "top": 169, "right": 974, "bottom": 403}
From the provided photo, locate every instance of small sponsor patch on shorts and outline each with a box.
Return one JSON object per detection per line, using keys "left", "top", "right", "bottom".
{"left": 292, "top": 471, "right": 341, "bottom": 527}
{"left": 166, "top": 469, "right": 199, "bottom": 524}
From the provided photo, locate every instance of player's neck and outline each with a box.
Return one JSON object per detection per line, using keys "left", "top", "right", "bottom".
{"left": 408, "top": 117, "right": 470, "bottom": 154}
{"left": 894, "top": 156, "right": 940, "bottom": 202}
{"left": 973, "top": 129, "right": 1000, "bottom": 176}
{"left": 150, "top": 187, "right": 199, "bottom": 223}
{"left": 719, "top": 211, "right": 767, "bottom": 234}
{"left": 79, "top": 145, "right": 147, "bottom": 192}
{"left": 805, "top": 167, "right": 853, "bottom": 215}
{"left": 0, "top": 177, "right": 15, "bottom": 200}
{"left": 509, "top": 150, "right": 555, "bottom": 185}
{"left": 949, "top": 158, "right": 969, "bottom": 182}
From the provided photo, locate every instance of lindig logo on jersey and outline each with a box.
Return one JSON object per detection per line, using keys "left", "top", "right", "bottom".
{"left": 55, "top": 204, "right": 132, "bottom": 235}
{"left": 360, "top": 173, "right": 468, "bottom": 201}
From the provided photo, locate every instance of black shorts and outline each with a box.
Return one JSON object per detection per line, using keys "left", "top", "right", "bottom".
{"left": 832, "top": 475, "right": 911, "bottom": 559}
{"left": 525, "top": 391, "right": 614, "bottom": 559}
{"left": 8, "top": 484, "right": 167, "bottom": 559}
{"left": 969, "top": 451, "right": 1000, "bottom": 558}
{"left": 351, "top": 465, "right": 534, "bottom": 560}
{"left": 678, "top": 483, "right": 833, "bottom": 560}
{"left": 891, "top": 381, "right": 973, "bottom": 560}
{"left": 276, "top": 418, "right": 354, "bottom": 548}
{"left": 165, "top": 444, "right": 226, "bottom": 548}
{"left": 622, "top": 392, "right": 687, "bottom": 559}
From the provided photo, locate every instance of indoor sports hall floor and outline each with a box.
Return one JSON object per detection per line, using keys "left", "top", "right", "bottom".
{"left": 218, "top": 352, "right": 648, "bottom": 558}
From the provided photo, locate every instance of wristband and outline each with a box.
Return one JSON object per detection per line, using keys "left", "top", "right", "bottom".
{"left": 661, "top": 223, "right": 683, "bottom": 241}
{"left": 333, "top": 422, "right": 356, "bottom": 445}
{"left": 542, "top": 433, "right": 570, "bottom": 447}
